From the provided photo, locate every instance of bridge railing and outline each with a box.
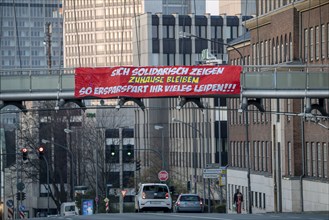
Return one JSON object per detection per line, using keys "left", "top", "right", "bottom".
{"left": 0, "top": 65, "right": 328, "bottom": 101}
{"left": 0, "top": 68, "right": 75, "bottom": 100}
{"left": 241, "top": 65, "right": 329, "bottom": 98}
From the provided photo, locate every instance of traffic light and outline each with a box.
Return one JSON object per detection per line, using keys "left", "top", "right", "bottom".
{"left": 124, "top": 144, "right": 134, "bottom": 162}
{"left": 16, "top": 192, "right": 26, "bottom": 201}
{"left": 136, "top": 160, "right": 141, "bottom": 171}
{"left": 37, "top": 146, "right": 45, "bottom": 159}
{"left": 110, "top": 145, "right": 116, "bottom": 157}
{"left": 106, "top": 145, "right": 118, "bottom": 163}
{"left": 21, "top": 148, "right": 28, "bottom": 161}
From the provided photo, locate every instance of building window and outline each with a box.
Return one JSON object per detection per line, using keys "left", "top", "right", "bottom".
{"left": 265, "top": 40, "right": 268, "bottom": 65}
{"left": 152, "top": 25, "right": 158, "bottom": 39}
{"left": 288, "top": 142, "right": 292, "bottom": 175}
{"left": 304, "top": 29, "right": 308, "bottom": 62}
{"left": 261, "top": 41, "right": 264, "bottom": 65}
{"left": 315, "top": 26, "right": 319, "bottom": 60}
{"left": 306, "top": 142, "right": 312, "bottom": 176}
{"left": 324, "top": 143, "right": 328, "bottom": 178}
{"left": 237, "top": 142, "right": 241, "bottom": 167}
{"left": 277, "top": 38, "right": 280, "bottom": 64}
{"left": 241, "top": 142, "right": 246, "bottom": 167}
{"left": 231, "top": 26, "right": 238, "bottom": 39}
{"left": 254, "top": 142, "right": 258, "bottom": 171}
{"left": 168, "top": 25, "right": 174, "bottom": 39}
{"left": 310, "top": 27, "right": 314, "bottom": 61}
{"left": 327, "top": 23, "right": 329, "bottom": 58}
{"left": 273, "top": 39, "right": 276, "bottom": 64}
{"left": 285, "top": 34, "right": 288, "bottom": 62}
{"left": 289, "top": 33, "right": 293, "bottom": 61}
{"left": 318, "top": 143, "right": 322, "bottom": 177}
{"left": 263, "top": 142, "right": 267, "bottom": 172}
{"left": 252, "top": 44, "right": 256, "bottom": 65}
{"left": 259, "top": 193, "right": 262, "bottom": 208}
{"left": 231, "top": 142, "right": 235, "bottom": 166}
{"left": 321, "top": 24, "right": 325, "bottom": 59}
{"left": 312, "top": 142, "right": 317, "bottom": 176}
{"left": 258, "top": 142, "right": 262, "bottom": 171}
{"left": 263, "top": 193, "right": 266, "bottom": 209}
{"left": 267, "top": 142, "right": 271, "bottom": 172}
{"left": 281, "top": 36, "right": 284, "bottom": 63}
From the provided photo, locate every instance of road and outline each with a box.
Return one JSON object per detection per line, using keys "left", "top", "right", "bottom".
{"left": 30, "top": 212, "right": 329, "bottom": 220}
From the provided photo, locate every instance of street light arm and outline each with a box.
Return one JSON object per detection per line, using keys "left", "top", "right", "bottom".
{"left": 41, "top": 139, "right": 75, "bottom": 201}
{"left": 172, "top": 117, "right": 203, "bottom": 137}
{"left": 136, "top": 148, "right": 163, "bottom": 161}
{"left": 42, "top": 139, "right": 73, "bottom": 157}
{"left": 180, "top": 32, "right": 244, "bottom": 64}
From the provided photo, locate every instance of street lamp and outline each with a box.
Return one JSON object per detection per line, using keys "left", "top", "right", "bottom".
{"left": 179, "top": 31, "right": 244, "bottom": 65}
{"left": 41, "top": 139, "right": 75, "bottom": 201}
{"left": 154, "top": 125, "right": 165, "bottom": 170}
{"left": 64, "top": 128, "right": 76, "bottom": 200}
{"left": 172, "top": 117, "right": 200, "bottom": 194}
{"left": 39, "top": 153, "right": 50, "bottom": 215}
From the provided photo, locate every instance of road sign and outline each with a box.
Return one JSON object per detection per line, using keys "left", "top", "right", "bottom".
{"left": 203, "top": 168, "right": 222, "bottom": 174}
{"left": 6, "top": 199, "right": 14, "bottom": 208}
{"left": 206, "top": 163, "right": 221, "bottom": 169}
{"left": 19, "top": 205, "right": 25, "bottom": 212}
{"left": 95, "top": 196, "right": 99, "bottom": 203}
{"left": 158, "top": 170, "right": 169, "bottom": 181}
{"left": 121, "top": 190, "right": 127, "bottom": 198}
{"left": 104, "top": 197, "right": 109, "bottom": 203}
{"left": 203, "top": 173, "right": 219, "bottom": 179}
{"left": 17, "top": 182, "right": 25, "bottom": 191}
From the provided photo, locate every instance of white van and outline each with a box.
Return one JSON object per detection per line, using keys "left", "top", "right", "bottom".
{"left": 135, "top": 183, "right": 172, "bottom": 212}
{"left": 60, "top": 202, "right": 78, "bottom": 216}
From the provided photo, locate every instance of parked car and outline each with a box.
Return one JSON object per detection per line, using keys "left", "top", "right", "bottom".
{"left": 174, "top": 194, "right": 203, "bottom": 213}
{"left": 135, "top": 183, "right": 172, "bottom": 212}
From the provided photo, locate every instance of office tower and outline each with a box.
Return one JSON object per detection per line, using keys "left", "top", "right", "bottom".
{"left": 63, "top": 0, "right": 205, "bottom": 68}
{"left": 218, "top": 0, "right": 256, "bottom": 16}
{"left": 0, "top": 0, "right": 63, "bottom": 128}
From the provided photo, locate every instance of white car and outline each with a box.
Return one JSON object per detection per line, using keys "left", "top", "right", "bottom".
{"left": 135, "top": 183, "right": 172, "bottom": 212}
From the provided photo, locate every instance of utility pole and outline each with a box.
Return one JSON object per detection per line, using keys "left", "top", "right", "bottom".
{"left": 44, "top": 22, "right": 52, "bottom": 73}
{"left": 119, "top": 128, "right": 123, "bottom": 213}
{"left": 95, "top": 148, "right": 99, "bottom": 213}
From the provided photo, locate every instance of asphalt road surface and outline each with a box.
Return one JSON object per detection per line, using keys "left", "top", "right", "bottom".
{"left": 29, "top": 212, "right": 329, "bottom": 220}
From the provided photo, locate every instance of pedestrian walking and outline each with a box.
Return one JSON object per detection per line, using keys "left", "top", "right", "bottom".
{"left": 233, "top": 189, "right": 243, "bottom": 214}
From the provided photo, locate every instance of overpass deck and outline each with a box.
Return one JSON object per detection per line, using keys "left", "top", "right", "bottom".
{"left": 0, "top": 65, "right": 328, "bottom": 104}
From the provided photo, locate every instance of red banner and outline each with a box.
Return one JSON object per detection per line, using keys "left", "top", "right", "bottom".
{"left": 74, "top": 65, "right": 242, "bottom": 98}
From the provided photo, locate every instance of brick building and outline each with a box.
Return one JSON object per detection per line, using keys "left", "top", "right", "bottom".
{"left": 227, "top": 0, "right": 329, "bottom": 213}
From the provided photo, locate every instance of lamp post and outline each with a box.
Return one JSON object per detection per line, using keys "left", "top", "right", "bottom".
{"left": 40, "top": 154, "right": 50, "bottom": 215}
{"left": 172, "top": 117, "right": 202, "bottom": 194}
{"left": 119, "top": 127, "right": 124, "bottom": 214}
{"left": 179, "top": 31, "right": 244, "bottom": 65}
{"left": 41, "top": 139, "right": 75, "bottom": 201}
{"left": 64, "top": 128, "right": 77, "bottom": 201}
{"left": 154, "top": 125, "right": 165, "bottom": 170}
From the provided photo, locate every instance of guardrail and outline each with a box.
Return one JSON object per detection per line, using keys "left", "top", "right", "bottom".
{"left": 241, "top": 65, "right": 329, "bottom": 98}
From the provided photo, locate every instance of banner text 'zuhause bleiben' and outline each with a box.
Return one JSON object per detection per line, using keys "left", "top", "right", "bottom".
{"left": 74, "top": 65, "right": 242, "bottom": 98}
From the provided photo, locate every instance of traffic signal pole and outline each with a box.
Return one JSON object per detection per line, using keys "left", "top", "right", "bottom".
{"left": 119, "top": 128, "right": 123, "bottom": 214}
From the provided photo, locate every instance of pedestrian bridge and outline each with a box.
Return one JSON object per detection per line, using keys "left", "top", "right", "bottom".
{"left": 0, "top": 65, "right": 328, "bottom": 114}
